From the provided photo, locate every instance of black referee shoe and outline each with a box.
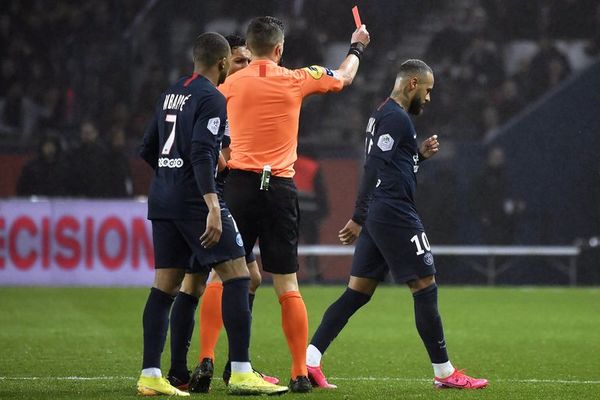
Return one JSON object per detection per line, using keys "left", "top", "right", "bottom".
{"left": 289, "top": 375, "right": 312, "bottom": 393}
{"left": 189, "top": 358, "right": 214, "bottom": 393}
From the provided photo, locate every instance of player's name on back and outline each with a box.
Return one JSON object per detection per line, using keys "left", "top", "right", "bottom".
{"left": 163, "top": 93, "right": 191, "bottom": 111}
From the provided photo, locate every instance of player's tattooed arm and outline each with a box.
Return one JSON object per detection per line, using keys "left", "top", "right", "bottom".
{"left": 418, "top": 134, "right": 439, "bottom": 161}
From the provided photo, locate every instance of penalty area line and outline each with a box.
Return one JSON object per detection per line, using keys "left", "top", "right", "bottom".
{"left": 1, "top": 376, "right": 599, "bottom": 385}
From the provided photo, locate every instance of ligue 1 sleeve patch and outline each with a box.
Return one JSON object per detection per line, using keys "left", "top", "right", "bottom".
{"left": 377, "top": 134, "right": 394, "bottom": 151}
{"left": 304, "top": 65, "right": 324, "bottom": 80}
{"left": 207, "top": 117, "right": 221, "bottom": 135}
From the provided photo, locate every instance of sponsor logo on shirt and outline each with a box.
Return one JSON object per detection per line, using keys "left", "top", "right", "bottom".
{"left": 413, "top": 154, "right": 420, "bottom": 173}
{"left": 158, "top": 157, "right": 184, "bottom": 168}
{"left": 304, "top": 65, "right": 324, "bottom": 80}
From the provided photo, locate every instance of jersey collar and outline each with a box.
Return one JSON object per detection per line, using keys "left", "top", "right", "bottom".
{"left": 249, "top": 59, "right": 277, "bottom": 66}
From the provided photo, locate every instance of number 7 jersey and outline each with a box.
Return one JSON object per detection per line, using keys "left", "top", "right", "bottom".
{"left": 140, "top": 73, "right": 227, "bottom": 220}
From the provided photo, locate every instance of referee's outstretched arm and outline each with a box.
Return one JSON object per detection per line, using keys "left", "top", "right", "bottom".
{"left": 333, "top": 25, "right": 370, "bottom": 87}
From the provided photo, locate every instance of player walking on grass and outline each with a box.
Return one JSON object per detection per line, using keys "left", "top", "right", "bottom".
{"left": 216, "top": 16, "right": 370, "bottom": 393}
{"left": 136, "top": 32, "right": 288, "bottom": 396}
{"left": 305, "top": 59, "right": 488, "bottom": 390}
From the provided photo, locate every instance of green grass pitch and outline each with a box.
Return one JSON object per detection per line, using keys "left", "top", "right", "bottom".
{"left": 0, "top": 286, "right": 599, "bottom": 399}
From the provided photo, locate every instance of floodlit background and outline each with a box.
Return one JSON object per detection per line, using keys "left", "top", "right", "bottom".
{"left": 1, "top": 0, "right": 599, "bottom": 285}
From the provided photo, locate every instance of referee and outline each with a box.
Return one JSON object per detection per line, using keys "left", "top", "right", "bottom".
{"left": 219, "top": 16, "right": 370, "bottom": 392}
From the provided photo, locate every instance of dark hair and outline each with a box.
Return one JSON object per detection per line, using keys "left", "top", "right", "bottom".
{"left": 225, "top": 34, "right": 246, "bottom": 50}
{"left": 246, "top": 16, "right": 284, "bottom": 56}
{"left": 398, "top": 59, "right": 433, "bottom": 77}
{"left": 193, "top": 32, "right": 230, "bottom": 67}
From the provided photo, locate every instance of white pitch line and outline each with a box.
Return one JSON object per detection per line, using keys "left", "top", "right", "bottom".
{"left": 1, "top": 376, "right": 599, "bottom": 385}
{"left": 331, "top": 377, "right": 600, "bottom": 385}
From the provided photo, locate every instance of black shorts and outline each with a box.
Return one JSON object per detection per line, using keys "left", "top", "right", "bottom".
{"left": 188, "top": 246, "right": 255, "bottom": 272}
{"left": 351, "top": 220, "right": 436, "bottom": 283}
{"left": 151, "top": 208, "right": 245, "bottom": 273}
{"left": 224, "top": 169, "right": 299, "bottom": 274}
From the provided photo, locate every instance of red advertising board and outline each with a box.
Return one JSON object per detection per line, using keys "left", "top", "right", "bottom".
{"left": 0, "top": 200, "right": 155, "bottom": 286}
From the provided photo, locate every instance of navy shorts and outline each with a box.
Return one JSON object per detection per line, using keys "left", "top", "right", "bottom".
{"left": 351, "top": 220, "right": 436, "bottom": 283}
{"left": 224, "top": 169, "right": 299, "bottom": 275}
{"left": 151, "top": 208, "right": 245, "bottom": 273}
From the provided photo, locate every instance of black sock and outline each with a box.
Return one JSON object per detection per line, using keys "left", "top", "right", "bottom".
{"left": 142, "top": 287, "right": 175, "bottom": 370}
{"left": 248, "top": 293, "right": 256, "bottom": 313}
{"left": 222, "top": 277, "right": 251, "bottom": 362}
{"left": 310, "top": 288, "right": 371, "bottom": 354}
{"left": 169, "top": 291, "right": 199, "bottom": 377}
{"left": 413, "top": 284, "right": 449, "bottom": 364}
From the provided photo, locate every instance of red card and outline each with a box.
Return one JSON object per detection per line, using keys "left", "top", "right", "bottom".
{"left": 352, "top": 6, "right": 362, "bottom": 29}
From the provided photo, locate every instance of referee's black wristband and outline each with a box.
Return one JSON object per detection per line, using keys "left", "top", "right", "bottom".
{"left": 418, "top": 152, "right": 427, "bottom": 162}
{"left": 347, "top": 42, "right": 365, "bottom": 60}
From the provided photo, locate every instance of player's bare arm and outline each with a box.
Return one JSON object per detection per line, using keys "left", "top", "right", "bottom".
{"left": 419, "top": 134, "right": 439, "bottom": 159}
{"left": 200, "top": 193, "right": 222, "bottom": 248}
{"left": 334, "top": 25, "right": 370, "bottom": 86}
{"left": 339, "top": 219, "right": 362, "bottom": 245}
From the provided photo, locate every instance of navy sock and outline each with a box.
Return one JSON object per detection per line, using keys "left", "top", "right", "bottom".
{"left": 222, "top": 277, "right": 251, "bottom": 362}
{"left": 413, "top": 284, "right": 449, "bottom": 364}
{"left": 142, "top": 287, "right": 175, "bottom": 369}
{"left": 310, "top": 288, "right": 371, "bottom": 354}
{"left": 169, "top": 291, "right": 199, "bottom": 376}
{"left": 248, "top": 293, "right": 256, "bottom": 313}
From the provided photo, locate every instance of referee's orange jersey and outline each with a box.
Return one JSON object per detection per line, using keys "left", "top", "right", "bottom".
{"left": 219, "top": 59, "right": 343, "bottom": 177}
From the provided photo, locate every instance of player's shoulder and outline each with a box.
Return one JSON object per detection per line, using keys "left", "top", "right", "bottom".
{"left": 375, "top": 99, "right": 407, "bottom": 122}
{"left": 374, "top": 99, "right": 412, "bottom": 134}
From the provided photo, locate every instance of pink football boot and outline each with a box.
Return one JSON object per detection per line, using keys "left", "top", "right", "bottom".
{"left": 307, "top": 365, "right": 337, "bottom": 389}
{"left": 434, "top": 368, "right": 488, "bottom": 389}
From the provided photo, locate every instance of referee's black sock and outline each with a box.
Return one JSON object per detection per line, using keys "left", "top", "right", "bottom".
{"left": 310, "top": 288, "right": 371, "bottom": 355}
{"left": 222, "top": 277, "right": 252, "bottom": 363}
{"left": 142, "top": 287, "right": 175, "bottom": 370}
{"left": 169, "top": 291, "right": 199, "bottom": 377}
{"left": 413, "top": 284, "right": 449, "bottom": 364}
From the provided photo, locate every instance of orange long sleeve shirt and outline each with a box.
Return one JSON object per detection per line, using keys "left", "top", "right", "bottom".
{"left": 219, "top": 59, "right": 343, "bottom": 177}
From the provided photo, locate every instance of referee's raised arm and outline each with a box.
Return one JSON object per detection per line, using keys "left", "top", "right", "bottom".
{"left": 333, "top": 25, "right": 371, "bottom": 87}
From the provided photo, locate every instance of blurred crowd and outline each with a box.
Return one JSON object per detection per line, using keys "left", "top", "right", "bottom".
{"left": 415, "top": 0, "right": 599, "bottom": 142}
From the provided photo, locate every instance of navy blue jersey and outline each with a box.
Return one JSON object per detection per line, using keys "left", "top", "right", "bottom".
{"left": 365, "top": 98, "right": 422, "bottom": 228}
{"left": 140, "top": 73, "right": 226, "bottom": 220}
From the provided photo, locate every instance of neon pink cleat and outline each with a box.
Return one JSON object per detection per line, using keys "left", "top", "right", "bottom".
{"left": 434, "top": 368, "right": 488, "bottom": 389}
{"left": 307, "top": 365, "right": 337, "bottom": 389}
{"left": 259, "top": 373, "right": 279, "bottom": 385}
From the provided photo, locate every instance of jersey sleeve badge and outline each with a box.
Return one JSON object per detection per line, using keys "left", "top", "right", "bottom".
{"left": 377, "top": 134, "right": 394, "bottom": 151}
{"left": 207, "top": 117, "right": 221, "bottom": 135}
{"left": 304, "top": 65, "right": 324, "bottom": 80}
